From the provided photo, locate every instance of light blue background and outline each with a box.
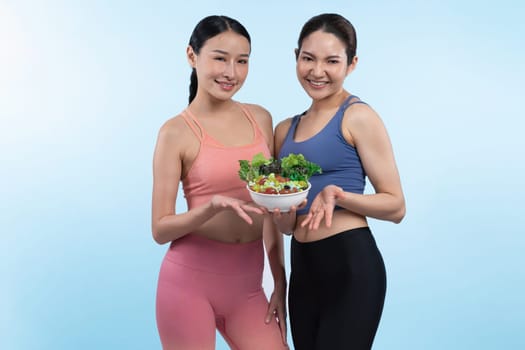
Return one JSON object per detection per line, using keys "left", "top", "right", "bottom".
{"left": 2, "top": 1, "right": 524, "bottom": 349}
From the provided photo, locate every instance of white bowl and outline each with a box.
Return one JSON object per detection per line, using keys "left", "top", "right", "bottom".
{"left": 247, "top": 183, "right": 310, "bottom": 212}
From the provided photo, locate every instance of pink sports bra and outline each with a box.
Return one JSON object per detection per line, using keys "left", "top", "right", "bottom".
{"left": 181, "top": 104, "right": 271, "bottom": 209}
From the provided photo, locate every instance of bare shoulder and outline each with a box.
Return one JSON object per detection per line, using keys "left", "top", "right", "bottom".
{"left": 242, "top": 102, "right": 272, "bottom": 127}
{"left": 158, "top": 113, "right": 188, "bottom": 136}
{"left": 155, "top": 113, "right": 194, "bottom": 151}
{"left": 345, "top": 102, "right": 387, "bottom": 134}
{"left": 345, "top": 101, "right": 382, "bottom": 124}
{"left": 241, "top": 103, "right": 275, "bottom": 151}
{"left": 343, "top": 101, "right": 391, "bottom": 147}
{"left": 275, "top": 117, "right": 293, "bottom": 135}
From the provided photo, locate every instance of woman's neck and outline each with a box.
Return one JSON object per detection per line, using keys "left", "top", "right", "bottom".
{"left": 308, "top": 90, "right": 350, "bottom": 115}
{"left": 188, "top": 98, "right": 237, "bottom": 119}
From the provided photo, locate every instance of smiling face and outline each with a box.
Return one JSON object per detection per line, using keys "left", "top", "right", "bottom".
{"left": 188, "top": 30, "right": 250, "bottom": 102}
{"left": 296, "top": 30, "right": 356, "bottom": 101}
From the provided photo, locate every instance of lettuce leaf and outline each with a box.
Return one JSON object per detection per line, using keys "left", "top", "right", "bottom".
{"left": 239, "top": 152, "right": 322, "bottom": 183}
{"left": 280, "top": 153, "right": 322, "bottom": 181}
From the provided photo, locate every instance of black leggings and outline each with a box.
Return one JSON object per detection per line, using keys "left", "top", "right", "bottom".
{"left": 289, "top": 227, "right": 386, "bottom": 350}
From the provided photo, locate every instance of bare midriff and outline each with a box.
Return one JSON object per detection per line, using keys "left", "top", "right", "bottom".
{"left": 294, "top": 210, "right": 368, "bottom": 242}
{"left": 189, "top": 210, "right": 264, "bottom": 244}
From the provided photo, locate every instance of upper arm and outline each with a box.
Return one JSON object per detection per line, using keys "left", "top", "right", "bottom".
{"left": 345, "top": 105, "right": 404, "bottom": 198}
{"left": 274, "top": 118, "right": 292, "bottom": 158}
{"left": 151, "top": 118, "right": 184, "bottom": 229}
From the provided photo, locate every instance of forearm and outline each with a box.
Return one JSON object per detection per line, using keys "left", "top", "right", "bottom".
{"left": 152, "top": 202, "right": 218, "bottom": 244}
{"left": 337, "top": 191, "right": 406, "bottom": 224}
{"left": 275, "top": 216, "right": 296, "bottom": 235}
{"left": 263, "top": 217, "right": 287, "bottom": 288}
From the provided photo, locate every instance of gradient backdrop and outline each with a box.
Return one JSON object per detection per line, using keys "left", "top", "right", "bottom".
{"left": 2, "top": 0, "right": 524, "bottom": 349}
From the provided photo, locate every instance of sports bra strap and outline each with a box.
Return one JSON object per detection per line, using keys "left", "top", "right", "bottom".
{"left": 181, "top": 109, "right": 203, "bottom": 141}
{"left": 236, "top": 103, "right": 257, "bottom": 125}
{"left": 341, "top": 94, "right": 367, "bottom": 111}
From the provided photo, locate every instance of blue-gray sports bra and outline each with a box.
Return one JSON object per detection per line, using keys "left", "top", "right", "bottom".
{"left": 279, "top": 95, "right": 366, "bottom": 215}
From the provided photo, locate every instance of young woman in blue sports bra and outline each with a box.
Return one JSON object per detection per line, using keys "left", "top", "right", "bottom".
{"left": 273, "top": 13, "right": 406, "bottom": 350}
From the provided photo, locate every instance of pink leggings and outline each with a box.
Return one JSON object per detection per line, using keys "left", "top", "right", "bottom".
{"left": 156, "top": 234, "right": 286, "bottom": 350}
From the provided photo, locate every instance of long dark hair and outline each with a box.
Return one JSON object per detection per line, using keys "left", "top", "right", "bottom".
{"left": 297, "top": 13, "right": 357, "bottom": 65}
{"left": 187, "top": 15, "right": 251, "bottom": 104}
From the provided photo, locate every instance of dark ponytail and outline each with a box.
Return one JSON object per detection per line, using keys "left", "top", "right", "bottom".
{"left": 187, "top": 15, "right": 251, "bottom": 104}
{"left": 189, "top": 69, "right": 198, "bottom": 105}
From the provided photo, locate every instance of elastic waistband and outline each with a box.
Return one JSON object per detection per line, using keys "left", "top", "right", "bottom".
{"left": 292, "top": 226, "right": 371, "bottom": 247}
{"left": 291, "top": 227, "right": 379, "bottom": 272}
{"left": 165, "top": 234, "right": 264, "bottom": 274}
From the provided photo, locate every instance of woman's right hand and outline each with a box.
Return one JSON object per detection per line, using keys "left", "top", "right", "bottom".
{"left": 210, "top": 195, "right": 265, "bottom": 224}
{"left": 270, "top": 199, "right": 307, "bottom": 234}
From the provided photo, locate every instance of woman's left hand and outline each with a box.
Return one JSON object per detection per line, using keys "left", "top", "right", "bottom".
{"left": 301, "top": 185, "right": 344, "bottom": 230}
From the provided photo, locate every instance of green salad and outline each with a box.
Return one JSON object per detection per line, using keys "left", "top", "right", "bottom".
{"left": 239, "top": 153, "right": 322, "bottom": 194}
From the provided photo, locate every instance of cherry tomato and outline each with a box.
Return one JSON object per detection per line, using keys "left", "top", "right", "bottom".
{"left": 275, "top": 175, "right": 289, "bottom": 183}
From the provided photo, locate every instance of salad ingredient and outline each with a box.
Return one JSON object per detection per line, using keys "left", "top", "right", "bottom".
{"left": 239, "top": 153, "right": 321, "bottom": 194}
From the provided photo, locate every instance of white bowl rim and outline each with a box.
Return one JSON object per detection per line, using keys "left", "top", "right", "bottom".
{"left": 246, "top": 182, "right": 311, "bottom": 197}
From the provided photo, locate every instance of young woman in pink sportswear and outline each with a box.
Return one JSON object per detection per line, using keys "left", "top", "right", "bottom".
{"left": 151, "top": 15, "right": 288, "bottom": 350}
